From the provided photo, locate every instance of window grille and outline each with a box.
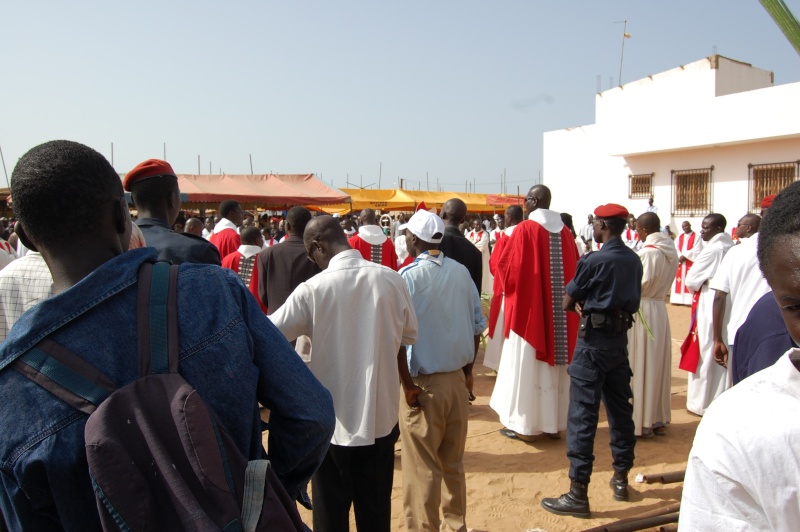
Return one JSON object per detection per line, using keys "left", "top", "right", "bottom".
{"left": 748, "top": 161, "right": 799, "bottom": 213}
{"left": 671, "top": 166, "right": 713, "bottom": 217}
{"left": 628, "top": 173, "right": 653, "bottom": 199}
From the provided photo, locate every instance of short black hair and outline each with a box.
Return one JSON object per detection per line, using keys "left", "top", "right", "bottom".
{"left": 219, "top": 200, "right": 241, "bottom": 218}
{"left": 240, "top": 226, "right": 263, "bottom": 245}
{"left": 758, "top": 181, "right": 800, "bottom": 279}
{"left": 130, "top": 176, "right": 178, "bottom": 211}
{"left": 11, "top": 140, "right": 121, "bottom": 249}
{"left": 286, "top": 206, "right": 312, "bottom": 235}
{"left": 600, "top": 217, "right": 626, "bottom": 235}
{"left": 705, "top": 213, "right": 727, "bottom": 231}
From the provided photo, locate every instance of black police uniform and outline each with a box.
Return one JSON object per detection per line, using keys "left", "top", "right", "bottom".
{"left": 563, "top": 237, "right": 642, "bottom": 484}
{"left": 136, "top": 218, "right": 221, "bottom": 266}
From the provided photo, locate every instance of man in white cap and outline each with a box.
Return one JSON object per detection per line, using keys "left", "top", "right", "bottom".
{"left": 397, "top": 210, "right": 486, "bottom": 532}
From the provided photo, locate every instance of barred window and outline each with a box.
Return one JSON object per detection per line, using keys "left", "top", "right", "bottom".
{"left": 671, "top": 166, "right": 713, "bottom": 217}
{"left": 748, "top": 161, "right": 799, "bottom": 213}
{"left": 628, "top": 173, "right": 653, "bottom": 199}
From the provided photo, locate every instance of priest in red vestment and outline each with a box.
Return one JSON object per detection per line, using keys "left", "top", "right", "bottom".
{"left": 221, "top": 226, "right": 268, "bottom": 314}
{"left": 210, "top": 200, "right": 244, "bottom": 259}
{"left": 348, "top": 208, "right": 399, "bottom": 270}
{"left": 489, "top": 185, "right": 579, "bottom": 441}
{"left": 671, "top": 220, "right": 702, "bottom": 305}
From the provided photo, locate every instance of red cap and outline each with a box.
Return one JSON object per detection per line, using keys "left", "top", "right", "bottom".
{"left": 593, "top": 203, "right": 629, "bottom": 220}
{"left": 761, "top": 194, "right": 776, "bottom": 208}
{"left": 416, "top": 201, "right": 428, "bottom": 212}
{"left": 123, "top": 159, "right": 177, "bottom": 191}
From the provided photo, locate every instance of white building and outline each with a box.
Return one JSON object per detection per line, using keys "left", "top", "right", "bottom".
{"left": 543, "top": 55, "right": 800, "bottom": 233}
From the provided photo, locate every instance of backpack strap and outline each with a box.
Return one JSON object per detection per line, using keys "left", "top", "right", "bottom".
{"left": 10, "top": 338, "right": 117, "bottom": 415}
{"left": 10, "top": 260, "right": 179, "bottom": 413}
{"left": 241, "top": 460, "right": 270, "bottom": 532}
{"left": 137, "top": 261, "right": 180, "bottom": 376}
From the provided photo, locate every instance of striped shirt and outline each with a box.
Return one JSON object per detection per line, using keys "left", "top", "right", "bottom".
{"left": 0, "top": 252, "right": 54, "bottom": 341}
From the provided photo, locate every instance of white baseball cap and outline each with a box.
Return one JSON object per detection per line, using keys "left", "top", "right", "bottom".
{"left": 493, "top": 214, "right": 502, "bottom": 220}
{"left": 398, "top": 210, "right": 445, "bottom": 244}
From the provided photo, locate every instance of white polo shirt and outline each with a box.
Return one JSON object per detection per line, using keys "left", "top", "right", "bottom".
{"left": 269, "top": 249, "right": 418, "bottom": 446}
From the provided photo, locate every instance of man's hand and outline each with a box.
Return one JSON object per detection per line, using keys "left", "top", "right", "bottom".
{"left": 679, "top": 255, "right": 687, "bottom": 264}
{"left": 465, "top": 373, "right": 475, "bottom": 402}
{"left": 404, "top": 384, "right": 424, "bottom": 410}
{"left": 713, "top": 340, "right": 728, "bottom": 368}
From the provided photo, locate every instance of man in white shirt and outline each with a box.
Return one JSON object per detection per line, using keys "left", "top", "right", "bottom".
{"left": 578, "top": 214, "right": 594, "bottom": 251}
{"left": 709, "top": 214, "right": 770, "bottom": 380}
{"left": 270, "top": 216, "right": 417, "bottom": 532}
{"left": 0, "top": 227, "right": 54, "bottom": 341}
{"left": 681, "top": 182, "right": 800, "bottom": 530}
{"left": 645, "top": 197, "right": 658, "bottom": 213}
{"left": 682, "top": 214, "right": 735, "bottom": 416}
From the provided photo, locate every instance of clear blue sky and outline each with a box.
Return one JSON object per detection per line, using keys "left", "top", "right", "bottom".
{"left": 2, "top": 1, "right": 798, "bottom": 193}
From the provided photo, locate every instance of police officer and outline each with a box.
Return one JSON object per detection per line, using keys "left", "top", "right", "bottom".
{"left": 541, "top": 203, "right": 642, "bottom": 518}
{"left": 124, "top": 159, "right": 221, "bottom": 266}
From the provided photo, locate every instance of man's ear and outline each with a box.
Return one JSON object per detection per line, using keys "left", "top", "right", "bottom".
{"left": 14, "top": 222, "right": 38, "bottom": 253}
{"left": 112, "top": 197, "right": 129, "bottom": 236}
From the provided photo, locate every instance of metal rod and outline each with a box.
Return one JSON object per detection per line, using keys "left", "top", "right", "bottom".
{"left": 198, "top": 155, "right": 200, "bottom": 174}
{"left": 618, "top": 19, "right": 628, "bottom": 86}
{"left": 249, "top": 154, "right": 254, "bottom": 174}
{"left": 0, "top": 144, "right": 9, "bottom": 188}
{"left": 163, "top": 142, "right": 166, "bottom": 161}
{"left": 111, "top": 142, "right": 114, "bottom": 168}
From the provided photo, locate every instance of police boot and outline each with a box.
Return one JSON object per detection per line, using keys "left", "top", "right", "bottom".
{"left": 540, "top": 480, "right": 590, "bottom": 518}
{"left": 609, "top": 471, "right": 629, "bottom": 501}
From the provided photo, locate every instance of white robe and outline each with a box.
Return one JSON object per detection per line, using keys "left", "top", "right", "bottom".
{"left": 627, "top": 232, "right": 679, "bottom": 435}
{"left": 670, "top": 231, "right": 702, "bottom": 305}
{"left": 489, "top": 210, "right": 570, "bottom": 436}
{"left": 684, "top": 232, "right": 734, "bottom": 416}
{"left": 468, "top": 229, "right": 493, "bottom": 294}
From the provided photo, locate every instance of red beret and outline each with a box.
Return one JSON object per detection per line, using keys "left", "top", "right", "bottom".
{"left": 593, "top": 203, "right": 629, "bottom": 220}
{"left": 123, "top": 159, "right": 177, "bottom": 191}
{"left": 760, "top": 194, "right": 776, "bottom": 208}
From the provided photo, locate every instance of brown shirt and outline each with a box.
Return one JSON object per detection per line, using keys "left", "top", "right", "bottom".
{"left": 256, "top": 235, "right": 321, "bottom": 314}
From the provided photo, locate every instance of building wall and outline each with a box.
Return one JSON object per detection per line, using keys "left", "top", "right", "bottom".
{"left": 543, "top": 56, "right": 800, "bottom": 233}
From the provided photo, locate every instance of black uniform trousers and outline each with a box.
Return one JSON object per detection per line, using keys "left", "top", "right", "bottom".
{"left": 312, "top": 423, "right": 400, "bottom": 532}
{"left": 566, "top": 342, "right": 636, "bottom": 484}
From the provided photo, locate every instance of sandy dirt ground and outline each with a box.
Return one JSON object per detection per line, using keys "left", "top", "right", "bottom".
{"left": 280, "top": 303, "right": 694, "bottom": 531}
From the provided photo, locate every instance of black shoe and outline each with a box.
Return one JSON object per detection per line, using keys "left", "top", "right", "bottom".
{"left": 541, "top": 480, "right": 590, "bottom": 518}
{"left": 609, "top": 471, "right": 629, "bottom": 501}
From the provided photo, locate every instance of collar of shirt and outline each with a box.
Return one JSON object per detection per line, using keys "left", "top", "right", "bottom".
{"left": 237, "top": 245, "right": 262, "bottom": 259}
{"left": 213, "top": 218, "right": 238, "bottom": 234}
{"left": 357, "top": 225, "right": 388, "bottom": 245}
{"left": 327, "top": 248, "right": 363, "bottom": 269}
{"left": 414, "top": 250, "right": 444, "bottom": 267}
{"left": 529, "top": 208, "right": 564, "bottom": 233}
{"left": 136, "top": 217, "right": 171, "bottom": 230}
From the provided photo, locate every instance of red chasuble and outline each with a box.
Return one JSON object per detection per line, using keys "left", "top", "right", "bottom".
{"left": 495, "top": 220, "right": 580, "bottom": 365}
{"left": 348, "top": 234, "right": 399, "bottom": 271}
{"left": 210, "top": 228, "right": 241, "bottom": 260}
{"left": 221, "top": 251, "right": 269, "bottom": 314}
{"left": 487, "top": 232, "right": 510, "bottom": 338}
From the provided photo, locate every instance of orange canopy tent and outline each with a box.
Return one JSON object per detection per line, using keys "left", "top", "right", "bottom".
{"left": 486, "top": 193, "right": 524, "bottom": 206}
{"left": 175, "top": 174, "right": 349, "bottom": 208}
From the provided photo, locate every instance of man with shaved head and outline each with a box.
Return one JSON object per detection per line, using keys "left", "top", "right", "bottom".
{"left": 627, "top": 212, "right": 678, "bottom": 437}
{"left": 270, "top": 215, "right": 417, "bottom": 532}
{"left": 347, "top": 208, "right": 399, "bottom": 270}
{"left": 708, "top": 213, "right": 770, "bottom": 383}
{"left": 681, "top": 213, "right": 734, "bottom": 415}
{"left": 490, "top": 184, "right": 580, "bottom": 442}
{"left": 439, "top": 198, "right": 482, "bottom": 293}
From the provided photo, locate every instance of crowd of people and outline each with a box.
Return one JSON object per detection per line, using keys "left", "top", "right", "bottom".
{"left": 0, "top": 141, "right": 797, "bottom": 531}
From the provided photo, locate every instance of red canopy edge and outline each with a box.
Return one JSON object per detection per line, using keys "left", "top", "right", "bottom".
{"left": 486, "top": 193, "right": 524, "bottom": 206}
{"left": 176, "top": 174, "right": 350, "bottom": 206}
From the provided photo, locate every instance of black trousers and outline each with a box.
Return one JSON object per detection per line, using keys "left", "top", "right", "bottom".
{"left": 566, "top": 345, "right": 636, "bottom": 484}
{"left": 312, "top": 423, "right": 400, "bottom": 532}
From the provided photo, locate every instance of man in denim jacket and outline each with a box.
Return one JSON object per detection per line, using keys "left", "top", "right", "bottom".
{"left": 0, "top": 140, "right": 335, "bottom": 530}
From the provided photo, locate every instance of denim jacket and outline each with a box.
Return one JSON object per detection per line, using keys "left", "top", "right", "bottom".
{"left": 0, "top": 248, "right": 334, "bottom": 531}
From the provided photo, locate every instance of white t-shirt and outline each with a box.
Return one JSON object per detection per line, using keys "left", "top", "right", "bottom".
{"left": 709, "top": 234, "right": 771, "bottom": 343}
{"left": 269, "top": 249, "right": 418, "bottom": 446}
{"left": 681, "top": 348, "right": 800, "bottom": 530}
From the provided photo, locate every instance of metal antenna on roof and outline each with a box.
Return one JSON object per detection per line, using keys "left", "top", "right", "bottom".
{"left": 614, "top": 19, "right": 631, "bottom": 86}
{"left": 0, "top": 144, "right": 9, "bottom": 188}
{"left": 249, "top": 154, "right": 254, "bottom": 174}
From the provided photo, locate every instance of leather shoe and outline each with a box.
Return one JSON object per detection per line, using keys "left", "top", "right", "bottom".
{"left": 609, "top": 471, "right": 629, "bottom": 501}
{"left": 499, "top": 428, "right": 536, "bottom": 442}
{"left": 541, "top": 480, "right": 590, "bottom": 518}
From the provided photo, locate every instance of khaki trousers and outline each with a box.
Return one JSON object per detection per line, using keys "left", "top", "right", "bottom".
{"left": 399, "top": 369, "right": 469, "bottom": 532}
